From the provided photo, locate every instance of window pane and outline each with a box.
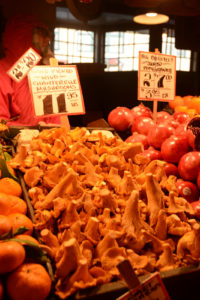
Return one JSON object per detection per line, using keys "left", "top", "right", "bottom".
{"left": 134, "top": 58, "right": 139, "bottom": 70}
{"left": 176, "top": 57, "right": 181, "bottom": 71}
{"left": 105, "top": 30, "right": 150, "bottom": 72}
{"left": 135, "top": 33, "right": 149, "bottom": 43}
{"left": 54, "top": 41, "right": 68, "bottom": 55}
{"left": 124, "top": 32, "right": 134, "bottom": 44}
{"left": 180, "top": 58, "right": 190, "bottom": 71}
{"left": 54, "top": 28, "right": 94, "bottom": 64}
{"left": 105, "top": 45, "right": 119, "bottom": 57}
{"left": 120, "top": 58, "right": 134, "bottom": 71}
{"left": 161, "top": 28, "right": 191, "bottom": 72}
{"left": 105, "top": 32, "right": 119, "bottom": 45}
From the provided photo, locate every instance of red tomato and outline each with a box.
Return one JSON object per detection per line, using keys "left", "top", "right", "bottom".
{"left": 156, "top": 111, "right": 172, "bottom": 124}
{"left": 141, "top": 146, "right": 163, "bottom": 161}
{"left": 190, "top": 200, "right": 200, "bottom": 219}
{"left": 187, "top": 129, "right": 195, "bottom": 150}
{"left": 164, "top": 163, "right": 178, "bottom": 177}
{"left": 161, "top": 135, "right": 189, "bottom": 163}
{"left": 162, "top": 119, "right": 179, "bottom": 129}
{"left": 174, "top": 124, "right": 194, "bottom": 149}
{"left": 176, "top": 179, "right": 199, "bottom": 202}
{"left": 108, "top": 107, "right": 133, "bottom": 131}
{"left": 196, "top": 172, "right": 200, "bottom": 190}
{"left": 131, "top": 104, "right": 152, "bottom": 119}
{"left": 173, "top": 112, "right": 190, "bottom": 124}
{"left": 131, "top": 116, "right": 154, "bottom": 135}
{"left": 178, "top": 151, "right": 200, "bottom": 181}
{"left": 125, "top": 133, "right": 148, "bottom": 149}
{"left": 147, "top": 123, "right": 174, "bottom": 149}
{"left": 174, "top": 123, "right": 188, "bottom": 137}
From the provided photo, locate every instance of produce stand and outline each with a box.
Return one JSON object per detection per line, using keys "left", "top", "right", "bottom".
{"left": 3, "top": 121, "right": 200, "bottom": 300}
{"left": 17, "top": 170, "right": 200, "bottom": 300}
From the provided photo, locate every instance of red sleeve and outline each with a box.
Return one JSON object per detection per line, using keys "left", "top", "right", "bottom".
{"left": 0, "top": 68, "right": 21, "bottom": 122}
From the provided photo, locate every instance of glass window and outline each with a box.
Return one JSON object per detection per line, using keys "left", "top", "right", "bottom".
{"left": 54, "top": 28, "right": 95, "bottom": 64}
{"left": 161, "top": 28, "right": 191, "bottom": 71}
{"left": 104, "top": 30, "right": 150, "bottom": 72}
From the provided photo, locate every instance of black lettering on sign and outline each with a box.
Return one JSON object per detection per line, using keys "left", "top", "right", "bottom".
{"left": 143, "top": 73, "right": 151, "bottom": 86}
{"left": 157, "top": 75, "right": 165, "bottom": 88}
{"left": 71, "top": 102, "right": 78, "bottom": 107}
{"left": 165, "top": 75, "right": 172, "bottom": 80}
{"left": 12, "top": 68, "right": 23, "bottom": 80}
{"left": 66, "top": 92, "right": 78, "bottom": 100}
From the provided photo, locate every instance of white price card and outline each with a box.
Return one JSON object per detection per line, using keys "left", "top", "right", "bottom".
{"left": 28, "top": 65, "right": 85, "bottom": 117}
{"left": 117, "top": 272, "right": 171, "bottom": 300}
{"left": 7, "top": 48, "right": 41, "bottom": 83}
{"left": 138, "top": 51, "right": 176, "bottom": 102}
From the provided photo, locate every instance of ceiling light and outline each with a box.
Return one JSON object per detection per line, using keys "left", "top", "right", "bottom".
{"left": 133, "top": 11, "right": 169, "bottom": 25}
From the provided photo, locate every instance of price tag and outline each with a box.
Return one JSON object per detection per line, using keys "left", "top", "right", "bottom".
{"left": 138, "top": 51, "right": 176, "bottom": 102}
{"left": 28, "top": 65, "right": 85, "bottom": 117}
{"left": 117, "top": 272, "right": 171, "bottom": 300}
{"left": 7, "top": 48, "right": 41, "bottom": 83}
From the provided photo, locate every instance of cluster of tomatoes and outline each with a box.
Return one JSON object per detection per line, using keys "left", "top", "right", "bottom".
{"left": 107, "top": 102, "right": 200, "bottom": 215}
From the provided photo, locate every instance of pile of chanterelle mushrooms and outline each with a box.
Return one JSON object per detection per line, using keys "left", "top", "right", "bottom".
{"left": 9, "top": 127, "right": 200, "bottom": 299}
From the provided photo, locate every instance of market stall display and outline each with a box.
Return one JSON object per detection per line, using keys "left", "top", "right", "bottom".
{"left": 5, "top": 125, "right": 200, "bottom": 300}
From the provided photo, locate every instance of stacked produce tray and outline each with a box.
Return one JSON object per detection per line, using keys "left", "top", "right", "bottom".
{"left": 7, "top": 125, "right": 200, "bottom": 300}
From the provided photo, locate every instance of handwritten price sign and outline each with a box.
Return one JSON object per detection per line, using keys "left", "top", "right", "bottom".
{"left": 117, "top": 272, "right": 171, "bottom": 300}
{"left": 138, "top": 51, "right": 176, "bottom": 102}
{"left": 7, "top": 48, "right": 41, "bottom": 83}
{"left": 28, "top": 65, "right": 85, "bottom": 117}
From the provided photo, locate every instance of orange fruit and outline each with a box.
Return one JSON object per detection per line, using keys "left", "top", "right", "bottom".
{"left": 174, "top": 105, "right": 188, "bottom": 113}
{"left": 168, "top": 95, "right": 184, "bottom": 109}
{"left": 6, "top": 263, "right": 52, "bottom": 300}
{"left": 190, "top": 97, "right": 200, "bottom": 113}
{"left": 0, "top": 193, "right": 27, "bottom": 215}
{"left": 0, "top": 241, "right": 25, "bottom": 274}
{"left": 0, "top": 279, "right": 3, "bottom": 300}
{"left": 183, "top": 95, "right": 193, "bottom": 107}
{"left": 0, "top": 177, "right": 22, "bottom": 197}
{"left": 186, "top": 108, "right": 197, "bottom": 118}
{"left": 8, "top": 213, "right": 33, "bottom": 236}
{"left": 0, "top": 214, "right": 12, "bottom": 236}
{"left": 14, "top": 234, "right": 39, "bottom": 246}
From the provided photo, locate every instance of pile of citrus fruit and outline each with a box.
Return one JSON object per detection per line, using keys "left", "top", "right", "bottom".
{"left": 168, "top": 95, "right": 200, "bottom": 116}
{"left": 0, "top": 177, "right": 52, "bottom": 300}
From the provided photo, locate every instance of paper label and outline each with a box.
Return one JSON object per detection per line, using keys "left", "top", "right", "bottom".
{"left": 138, "top": 51, "right": 176, "bottom": 102}
{"left": 7, "top": 48, "right": 41, "bottom": 83}
{"left": 117, "top": 272, "right": 171, "bottom": 300}
{"left": 28, "top": 65, "right": 85, "bottom": 117}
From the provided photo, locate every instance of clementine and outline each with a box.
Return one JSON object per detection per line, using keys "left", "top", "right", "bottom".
{"left": 8, "top": 213, "right": 33, "bottom": 236}
{"left": 169, "top": 95, "right": 184, "bottom": 109}
{"left": 14, "top": 234, "right": 39, "bottom": 246}
{"left": 190, "top": 96, "right": 200, "bottom": 113}
{"left": 0, "top": 241, "right": 25, "bottom": 274}
{"left": 0, "top": 279, "right": 3, "bottom": 300}
{"left": 0, "top": 214, "right": 12, "bottom": 236}
{"left": 6, "top": 263, "right": 52, "bottom": 300}
{"left": 186, "top": 108, "right": 197, "bottom": 117}
{"left": 174, "top": 105, "right": 188, "bottom": 113}
{"left": 0, "top": 193, "right": 27, "bottom": 215}
{"left": 183, "top": 95, "right": 193, "bottom": 107}
{"left": 0, "top": 177, "right": 22, "bottom": 197}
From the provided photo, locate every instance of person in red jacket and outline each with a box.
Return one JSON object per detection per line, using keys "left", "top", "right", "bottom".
{"left": 0, "top": 14, "right": 60, "bottom": 126}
